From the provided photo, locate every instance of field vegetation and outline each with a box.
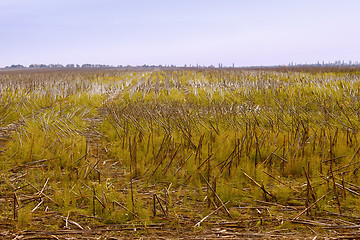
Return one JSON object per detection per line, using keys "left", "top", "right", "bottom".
{"left": 1, "top": 67, "right": 360, "bottom": 238}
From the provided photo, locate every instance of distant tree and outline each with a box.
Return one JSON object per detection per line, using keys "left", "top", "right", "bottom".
{"left": 6, "top": 64, "right": 25, "bottom": 68}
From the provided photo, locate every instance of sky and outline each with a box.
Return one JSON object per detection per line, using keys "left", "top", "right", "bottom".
{"left": 1, "top": 0, "right": 359, "bottom": 67}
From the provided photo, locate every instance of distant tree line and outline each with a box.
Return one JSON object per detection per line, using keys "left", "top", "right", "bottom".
{"left": 287, "top": 60, "right": 359, "bottom": 67}
{"left": 3, "top": 61, "right": 360, "bottom": 69}
{"left": 4, "top": 63, "right": 115, "bottom": 69}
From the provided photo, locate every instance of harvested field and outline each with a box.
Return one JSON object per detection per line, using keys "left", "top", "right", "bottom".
{"left": 1, "top": 67, "right": 360, "bottom": 239}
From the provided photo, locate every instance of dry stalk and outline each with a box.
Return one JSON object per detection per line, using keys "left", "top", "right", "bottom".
{"left": 200, "top": 172, "right": 232, "bottom": 218}
{"left": 154, "top": 193, "right": 167, "bottom": 216}
{"left": 26, "top": 180, "right": 59, "bottom": 206}
{"left": 194, "top": 201, "right": 229, "bottom": 227}
{"left": 243, "top": 171, "right": 276, "bottom": 201}
{"left": 292, "top": 190, "right": 332, "bottom": 220}
{"left": 330, "top": 164, "right": 342, "bottom": 213}
{"left": 113, "top": 201, "right": 144, "bottom": 224}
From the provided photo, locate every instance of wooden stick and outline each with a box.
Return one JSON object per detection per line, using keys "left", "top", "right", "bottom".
{"left": 93, "top": 188, "right": 96, "bottom": 216}
{"left": 26, "top": 181, "right": 59, "bottom": 206}
{"left": 243, "top": 172, "right": 275, "bottom": 200}
{"left": 333, "top": 160, "right": 360, "bottom": 173}
{"left": 94, "top": 195, "right": 106, "bottom": 209}
{"left": 200, "top": 172, "right": 232, "bottom": 218}
{"left": 271, "top": 153, "right": 288, "bottom": 163}
{"left": 84, "top": 160, "right": 101, "bottom": 180}
{"left": 154, "top": 194, "right": 167, "bottom": 216}
{"left": 303, "top": 166, "right": 317, "bottom": 202}
{"left": 31, "top": 199, "right": 44, "bottom": 213}
{"left": 13, "top": 192, "right": 18, "bottom": 220}
{"left": 260, "top": 147, "right": 280, "bottom": 166}
{"left": 321, "top": 155, "right": 347, "bottom": 163}
{"left": 62, "top": 214, "right": 83, "bottom": 230}
{"left": 349, "top": 145, "right": 360, "bottom": 164}
{"left": 39, "top": 178, "right": 49, "bottom": 195}
{"left": 153, "top": 194, "right": 156, "bottom": 216}
{"left": 194, "top": 201, "right": 229, "bottom": 227}
{"left": 320, "top": 175, "right": 360, "bottom": 196}
{"left": 66, "top": 219, "right": 83, "bottom": 230}
{"left": 336, "top": 182, "right": 359, "bottom": 196}
{"left": 184, "top": 153, "right": 213, "bottom": 183}
{"left": 65, "top": 212, "right": 70, "bottom": 229}
{"left": 162, "top": 145, "right": 180, "bottom": 175}
{"left": 3, "top": 176, "right": 16, "bottom": 190}
{"left": 330, "top": 164, "right": 342, "bottom": 213}
{"left": 292, "top": 190, "right": 332, "bottom": 220}
{"left": 174, "top": 152, "right": 194, "bottom": 176}
{"left": 113, "top": 201, "right": 144, "bottom": 223}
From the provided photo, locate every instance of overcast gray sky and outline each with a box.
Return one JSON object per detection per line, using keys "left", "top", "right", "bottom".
{"left": 1, "top": 0, "right": 359, "bottom": 67}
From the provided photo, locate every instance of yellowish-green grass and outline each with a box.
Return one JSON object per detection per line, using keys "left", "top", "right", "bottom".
{"left": 1, "top": 68, "right": 360, "bottom": 237}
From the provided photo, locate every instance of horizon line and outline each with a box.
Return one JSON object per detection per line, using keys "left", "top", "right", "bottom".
{"left": 2, "top": 60, "right": 360, "bottom": 70}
